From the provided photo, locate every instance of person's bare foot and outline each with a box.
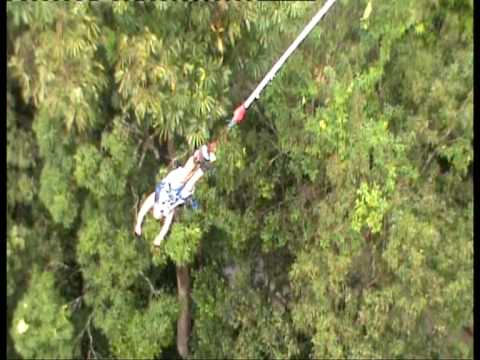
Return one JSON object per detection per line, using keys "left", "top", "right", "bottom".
{"left": 134, "top": 223, "right": 142, "bottom": 236}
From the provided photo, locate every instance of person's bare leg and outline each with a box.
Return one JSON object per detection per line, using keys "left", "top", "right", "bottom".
{"left": 183, "top": 154, "right": 198, "bottom": 175}
{"left": 135, "top": 192, "right": 155, "bottom": 236}
{"left": 153, "top": 209, "right": 175, "bottom": 247}
{"left": 182, "top": 144, "right": 216, "bottom": 183}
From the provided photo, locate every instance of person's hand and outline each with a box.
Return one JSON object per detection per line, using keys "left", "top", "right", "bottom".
{"left": 134, "top": 223, "right": 142, "bottom": 236}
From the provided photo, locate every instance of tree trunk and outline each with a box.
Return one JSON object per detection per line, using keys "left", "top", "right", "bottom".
{"left": 168, "top": 136, "right": 191, "bottom": 359}
{"left": 176, "top": 265, "right": 191, "bottom": 359}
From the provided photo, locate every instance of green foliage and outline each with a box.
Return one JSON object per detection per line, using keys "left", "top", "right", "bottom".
{"left": 8, "top": 2, "right": 106, "bottom": 133}
{"left": 96, "top": 291, "right": 178, "bottom": 359}
{"left": 190, "top": 268, "right": 233, "bottom": 358}
{"left": 7, "top": 1, "right": 472, "bottom": 359}
{"left": 191, "top": 266, "right": 300, "bottom": 359}
{"left": 11, "top": 271, "right": 77, "bottom": 359}
{"left": 164, "top": 220, "right": 203, "bottom": 266}
{"left": 39, "top": 162, "right": 78, "bottom": 228}
{"left": 77, "top": 211, "right": 150, "bottom": 301}
{"left": 352, "top": 181, "right": 388, "bottom": 233}
{"left": 74, "top": 144, "right": 103, "bottom": 191}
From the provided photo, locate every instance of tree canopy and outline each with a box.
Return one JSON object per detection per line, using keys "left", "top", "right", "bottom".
{"left": 7, "top": 1, "right": 473, "bottom": 359}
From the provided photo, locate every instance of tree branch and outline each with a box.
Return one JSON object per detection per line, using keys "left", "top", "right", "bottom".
{"left": 73, "top": 312, "right": 94, "bottom": 345}
{"left": 131, "top": 185, "right": 139, "bottom": 219}
{"left": 140, "top": 271, "right": 160, "bottom": 298}
{"left": 421, "top": 127, "right": 455, "bottom": 175}
{"left": 119, "top": 118, "right": 143, "bottom": 136}
{"left": 86, "top": 322, "right": 98, "bottom": 360}
{"left": 73, "top": 312, "right": 100, "bottom": 359}
{"left": 68, "top": 294, "right": 84, "bottom": 312}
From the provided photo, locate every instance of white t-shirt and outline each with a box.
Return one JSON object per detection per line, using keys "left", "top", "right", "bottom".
{"left": 162, "top": 166, "right": 189, "bottom": 190}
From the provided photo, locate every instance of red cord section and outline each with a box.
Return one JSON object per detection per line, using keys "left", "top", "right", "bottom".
{"left": 232, "top": 104, "right": 247, "bottom": 125}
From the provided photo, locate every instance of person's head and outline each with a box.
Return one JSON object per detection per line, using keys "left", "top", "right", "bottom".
{"left": 207, "top": 141, "right": 218, "bottom": 154}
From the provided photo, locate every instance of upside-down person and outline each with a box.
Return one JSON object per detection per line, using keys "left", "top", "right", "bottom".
{"left": 134, "top": 141, "right": 217, "bottom": 248}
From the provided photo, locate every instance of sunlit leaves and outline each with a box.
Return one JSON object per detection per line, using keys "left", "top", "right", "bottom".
{"left": 8, "top": 4, "right": 106, "bottom": 133}
{"left": 7, "top": 1, "right": 58, "bottom": 29}
{"left": 352, "top": 181, "right": 388, "bottom": 233}
{"left": 187, "top": 127, "right": 209, "bottom": 149}
{"left": 113, "top": 25, "right": 228, "bottom": 147}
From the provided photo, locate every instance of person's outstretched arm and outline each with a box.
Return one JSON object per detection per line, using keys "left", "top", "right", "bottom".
{"left": 183, "top": 149, "right": 201, "bottom": 175}
{"left": 153, "top": 209, "right": 175, "bottom": 246}
{"left": 135, "top": 192, "right": 155, "bottom": 236}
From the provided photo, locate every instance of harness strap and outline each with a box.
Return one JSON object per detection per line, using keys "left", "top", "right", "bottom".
{"left": 155, "top": 182, "right": 169, "bottom": 203}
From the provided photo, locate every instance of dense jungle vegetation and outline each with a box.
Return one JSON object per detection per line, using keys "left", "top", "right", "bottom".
{"left": 7, "top": 1, "right": 473, "bottom": 359}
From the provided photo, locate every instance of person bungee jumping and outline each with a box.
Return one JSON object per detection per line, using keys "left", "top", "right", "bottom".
{"left": 174, "top": 141, "right": 217, "bottom": 204}
{"left": 134, "top": 142, "right": 217, "bottom": 248}
{"left": 133, "top": 0, "right": 338, "bottom": 248}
